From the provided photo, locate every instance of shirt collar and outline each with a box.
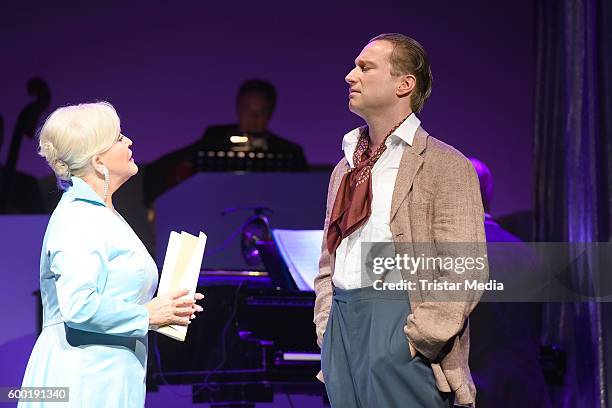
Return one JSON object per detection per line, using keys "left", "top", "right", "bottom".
{"left": 64, "top": 176, "right": 106, "bottom": 206}
{"left": 342, "top": 113, "right": 421, "bottom": 167}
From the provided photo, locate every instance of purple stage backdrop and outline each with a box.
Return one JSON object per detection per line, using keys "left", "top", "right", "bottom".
{"left": 0, "top": 0, "right": 533, "bottom": 218}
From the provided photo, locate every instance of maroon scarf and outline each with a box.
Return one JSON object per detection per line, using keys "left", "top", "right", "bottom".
{"left": 326, "top": 116, "right": 409, "bottom": 254}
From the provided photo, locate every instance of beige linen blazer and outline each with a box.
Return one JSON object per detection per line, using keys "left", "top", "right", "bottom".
{"left": 314, "top": 126, "right": 488, "bottom": 407}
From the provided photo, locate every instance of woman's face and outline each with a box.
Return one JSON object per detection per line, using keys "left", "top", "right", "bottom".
{"left": 99, "top": 133, "right": 138, "bottom": 186}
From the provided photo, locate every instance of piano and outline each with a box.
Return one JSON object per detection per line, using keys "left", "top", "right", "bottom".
{"left": 150, "top": 270, "right": 325, "bottom": 406}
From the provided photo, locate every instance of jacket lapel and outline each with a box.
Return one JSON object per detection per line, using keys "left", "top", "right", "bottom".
{"left": 390, "top": 127, "right": 428, "bottom": 221}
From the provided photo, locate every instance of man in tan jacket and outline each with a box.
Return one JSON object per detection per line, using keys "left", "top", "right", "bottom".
{"left": 314, "top": 33, "right": 488, "bottom": 407}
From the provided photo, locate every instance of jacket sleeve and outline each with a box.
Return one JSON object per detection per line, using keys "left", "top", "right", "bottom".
{"left": 50, "top": 233, "right": 149, "bottom": 338}
{"left": 313, "top": 162, "right": 342, "bottom": 348}
{"left": 405, "top": 154, "right": 488, "bottom": 362}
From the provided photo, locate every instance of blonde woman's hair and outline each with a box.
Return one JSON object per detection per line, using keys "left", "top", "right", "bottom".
{"left": 38, "top": 102, "right": 120, "bottom": 190}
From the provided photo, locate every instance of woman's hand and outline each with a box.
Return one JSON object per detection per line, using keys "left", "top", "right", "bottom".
{"left": 189, "top": 292, "right": 205, "bottom": 320}
{"left": 146, "top": 289, "right": 205, "bottom": 327}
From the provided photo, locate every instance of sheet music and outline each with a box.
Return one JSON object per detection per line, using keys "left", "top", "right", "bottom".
{"left": 272, "top": 229, "right": 323, "bottom": 291}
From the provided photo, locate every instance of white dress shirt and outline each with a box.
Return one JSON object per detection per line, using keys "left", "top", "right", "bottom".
{"left": 333, "top": 113, "right": 421, "bottom": 290}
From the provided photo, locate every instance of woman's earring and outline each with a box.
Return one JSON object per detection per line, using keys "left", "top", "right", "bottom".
{"left": 102, "top": 166, "right": 109, "bottom": 202}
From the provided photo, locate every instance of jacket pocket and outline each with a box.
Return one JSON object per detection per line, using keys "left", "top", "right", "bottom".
{"left": 407, "top": 201, "right": 432, "bottom": 242}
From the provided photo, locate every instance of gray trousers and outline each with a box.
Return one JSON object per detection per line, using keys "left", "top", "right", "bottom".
{"left": 321, "top": 287, "right": 453, "bottom": 408}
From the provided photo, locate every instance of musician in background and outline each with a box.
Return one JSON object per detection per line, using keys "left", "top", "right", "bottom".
{"left": 144, "top": 79, "right": 307, "bottom": 204}
{"left": 200, "top": 79, "right": 305, "bottom": 155}
{"left": 468, "top": 157, "right": 552, "bottom": 407}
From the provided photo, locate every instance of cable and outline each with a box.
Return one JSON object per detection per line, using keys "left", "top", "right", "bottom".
{"left": 286, "top": 392, "right": 296, "bottom": 408}
{"left": 152, "top": 282, "right": 244, "bottom": 400}
{"left": 203, "top": 222, "right": 245, "bottom": 257}
{"left": 195, "top": 281, "right": 246, "bottom": 401}
{"left": 152, "top": 331, "right": 192, "bottom": 398}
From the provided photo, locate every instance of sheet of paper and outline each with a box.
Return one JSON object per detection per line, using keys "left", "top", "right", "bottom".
{"left": 157, "top": 231, "right": 181, "bottom": 295}
{"left": 156, "top": 230, "right": 207, "bottom": 341}
{"left": 272, "top": 229, "right": 323, "bottom": 291}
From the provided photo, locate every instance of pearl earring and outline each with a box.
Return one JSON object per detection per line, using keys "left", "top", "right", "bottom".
{"left": 102, "top": 166, "right": 109, "bottom": 202}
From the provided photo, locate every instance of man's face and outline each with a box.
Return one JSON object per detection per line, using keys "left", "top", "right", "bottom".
{"left": 345, "top": 40, "right": 402, "bottom": 117}
{"left": 237, "top": 92, "right": 272, "bottom": 133}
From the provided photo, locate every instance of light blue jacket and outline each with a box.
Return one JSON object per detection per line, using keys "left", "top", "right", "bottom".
{"left": 20, "top": 176, "right": 158, "bottom": 407}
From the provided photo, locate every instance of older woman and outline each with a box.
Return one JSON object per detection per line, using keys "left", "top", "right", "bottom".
{"left": 19, "top": 102, "right": 203, "bottom": 407}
